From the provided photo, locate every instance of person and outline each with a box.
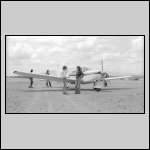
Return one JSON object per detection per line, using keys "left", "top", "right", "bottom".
{"left": 46, "top": 69, "right": 52, "bottom": 87}
{"left": 28, "top": 69, "right": 34, "bottom": 88}
{"left": 75, "top": 66, "right": 84, "bottom": 94}
{"left": 61, "top": 66, "right": 68, "bottom": 94}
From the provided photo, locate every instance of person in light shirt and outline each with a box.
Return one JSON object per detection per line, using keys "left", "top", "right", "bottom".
{"left": 61, "top": 66, "right": 68, "bottom": 94}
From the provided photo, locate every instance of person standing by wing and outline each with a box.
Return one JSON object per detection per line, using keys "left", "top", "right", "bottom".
{"left": 61, "top": 66, "right": 68, "bottom": 95}
{"left": 28, "top": 69, "right": 34, "bottom": 88}
{"left": 46, "top": 69, "right": 52, "bottom": 87}
{"left": 75, "top": 66, "right": 84, "bottom": 94}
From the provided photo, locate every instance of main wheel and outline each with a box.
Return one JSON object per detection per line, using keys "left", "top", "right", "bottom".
{"left": 94, "top": 88, "right": 101, "bottom": 92}
{"left": 104, "top": 80, "right": 108, "bottom": 87}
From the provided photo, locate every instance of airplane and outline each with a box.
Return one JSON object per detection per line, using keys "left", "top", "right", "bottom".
{"left": 13, "top": 64, "right": 132, "bottom": 92}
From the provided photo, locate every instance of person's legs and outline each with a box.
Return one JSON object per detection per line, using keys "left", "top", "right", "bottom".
{"left": 48, "top": 81, "right": 52, "bottom": 87}
{"left": 77, "top": 78, "right": 81, "bottom": 94}
{"left": 29, "top": 78, "right": 33, "bottom": 88}
{"left": 63, "top": 78, "right": 67, "bottom": 94}
{"left": 31, "top": 79, "right": 33, "bottom": 88}
{"left": 46, "top": 81, "right": 48, "bottom": 87}
{"left": 78, "top": 78, "right": 81, "bottom": 93}
{"left": 75, "top": 78, "right": 80, "bottom": 94}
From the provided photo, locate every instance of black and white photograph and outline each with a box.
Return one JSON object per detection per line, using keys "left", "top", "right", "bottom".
{"left": 6, "top": 35, "right": 145, "bottom": 114}
{"left": 2, "top": 1, "right": 149, "bottom": 149}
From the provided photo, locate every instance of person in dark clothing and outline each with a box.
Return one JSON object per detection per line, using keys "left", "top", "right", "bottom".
{"left": 28, "top": 69, "right": 34, "bottom": 88}
{"left": 46, "top": 69, "right": 52, "bottom": 87}
{"left": 75, "top": 66, "right": 84, "bottom": 94}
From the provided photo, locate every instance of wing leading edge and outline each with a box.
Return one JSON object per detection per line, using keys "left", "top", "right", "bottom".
{"left": 13, "top": 71, "right": 75, "bottom": 83}
{"left": 104, "top": 75, "right": 133, "bottom": 80}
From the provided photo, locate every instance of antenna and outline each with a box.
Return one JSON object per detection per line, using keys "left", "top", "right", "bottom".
{"left": 101, "top": 58, "right": 104, "bottom": 72}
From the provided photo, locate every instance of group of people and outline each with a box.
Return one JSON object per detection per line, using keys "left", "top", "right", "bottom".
{"left": 28, "top": 69, "right": 52, "bottom": 88}
{"left": 61, "top": 65, "right": 84, "bottom": 94}
{"left": 28, "top": 65, "right": 84, "bottom": 94}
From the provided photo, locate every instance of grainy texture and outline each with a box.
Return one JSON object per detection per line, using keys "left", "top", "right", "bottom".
{"left": 6, "top": 78, "right": 144, "bottom": 113}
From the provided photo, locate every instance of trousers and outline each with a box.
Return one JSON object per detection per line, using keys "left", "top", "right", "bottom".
{"left": 63, "top": 78, "right": 67, "bottom": 94}
{"left": 46, "top": 80, "right": 51, "bottom": 87}
{"left": 75, "top": 77, "right": 81, "bottom": 94}
{"left": 29, "top": 78, "right": 33, "bottom": 87}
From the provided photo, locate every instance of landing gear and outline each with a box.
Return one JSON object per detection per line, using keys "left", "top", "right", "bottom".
{"left": 104, "top": 80, "right": 108, "bottom": 87}
{"left": 93, "top": 81, "right": 102, "bottom": 91}
{"left": 94, "top": 88, "right": 101, "bottom": 92}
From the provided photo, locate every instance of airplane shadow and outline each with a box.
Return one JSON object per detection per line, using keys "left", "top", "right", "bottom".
{"left": 22, "top": 87, "right": 133, "bottom": 93}
{"left": 102, "top": 87, "right": 133, "bottom": 91}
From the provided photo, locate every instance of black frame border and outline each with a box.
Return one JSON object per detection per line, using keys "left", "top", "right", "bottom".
{"left": 5, "top": 34, "right": 146, "bottom": 114}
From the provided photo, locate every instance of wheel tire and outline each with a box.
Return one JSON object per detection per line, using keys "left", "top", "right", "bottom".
{"left": 94, "top": 88, "right": 101, "bottom": 92}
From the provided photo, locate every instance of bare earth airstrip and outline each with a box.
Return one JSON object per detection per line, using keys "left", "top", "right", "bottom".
{"left": 6, "top": 78, "right": 144, "bottom": 113}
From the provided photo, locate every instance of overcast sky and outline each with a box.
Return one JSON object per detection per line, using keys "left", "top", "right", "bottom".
{"left": 7, "top": 36, "right": 144, "bottom": 76}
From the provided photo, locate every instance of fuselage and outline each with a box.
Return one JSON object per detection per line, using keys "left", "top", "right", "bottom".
{"left": 68, "top": 70, "right": 103, "bottom": 84}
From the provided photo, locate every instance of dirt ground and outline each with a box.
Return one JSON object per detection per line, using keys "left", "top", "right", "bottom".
{"left": 6, "top": 78, "right": 144, "bottom": 113}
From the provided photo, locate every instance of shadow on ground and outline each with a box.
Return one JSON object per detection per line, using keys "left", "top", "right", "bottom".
{"left": 22, "top": 87, "right": 133, "bottom": 93}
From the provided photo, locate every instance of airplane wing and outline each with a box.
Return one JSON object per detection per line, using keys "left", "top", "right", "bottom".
{"left": 13, "top": 71, "right": 75, "bottom": 83}
{"left": 104, "top": 75, "right": 133, "bottom": 81}
{"left": 8, "top": 76, "right": 30, "bottom": 79}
